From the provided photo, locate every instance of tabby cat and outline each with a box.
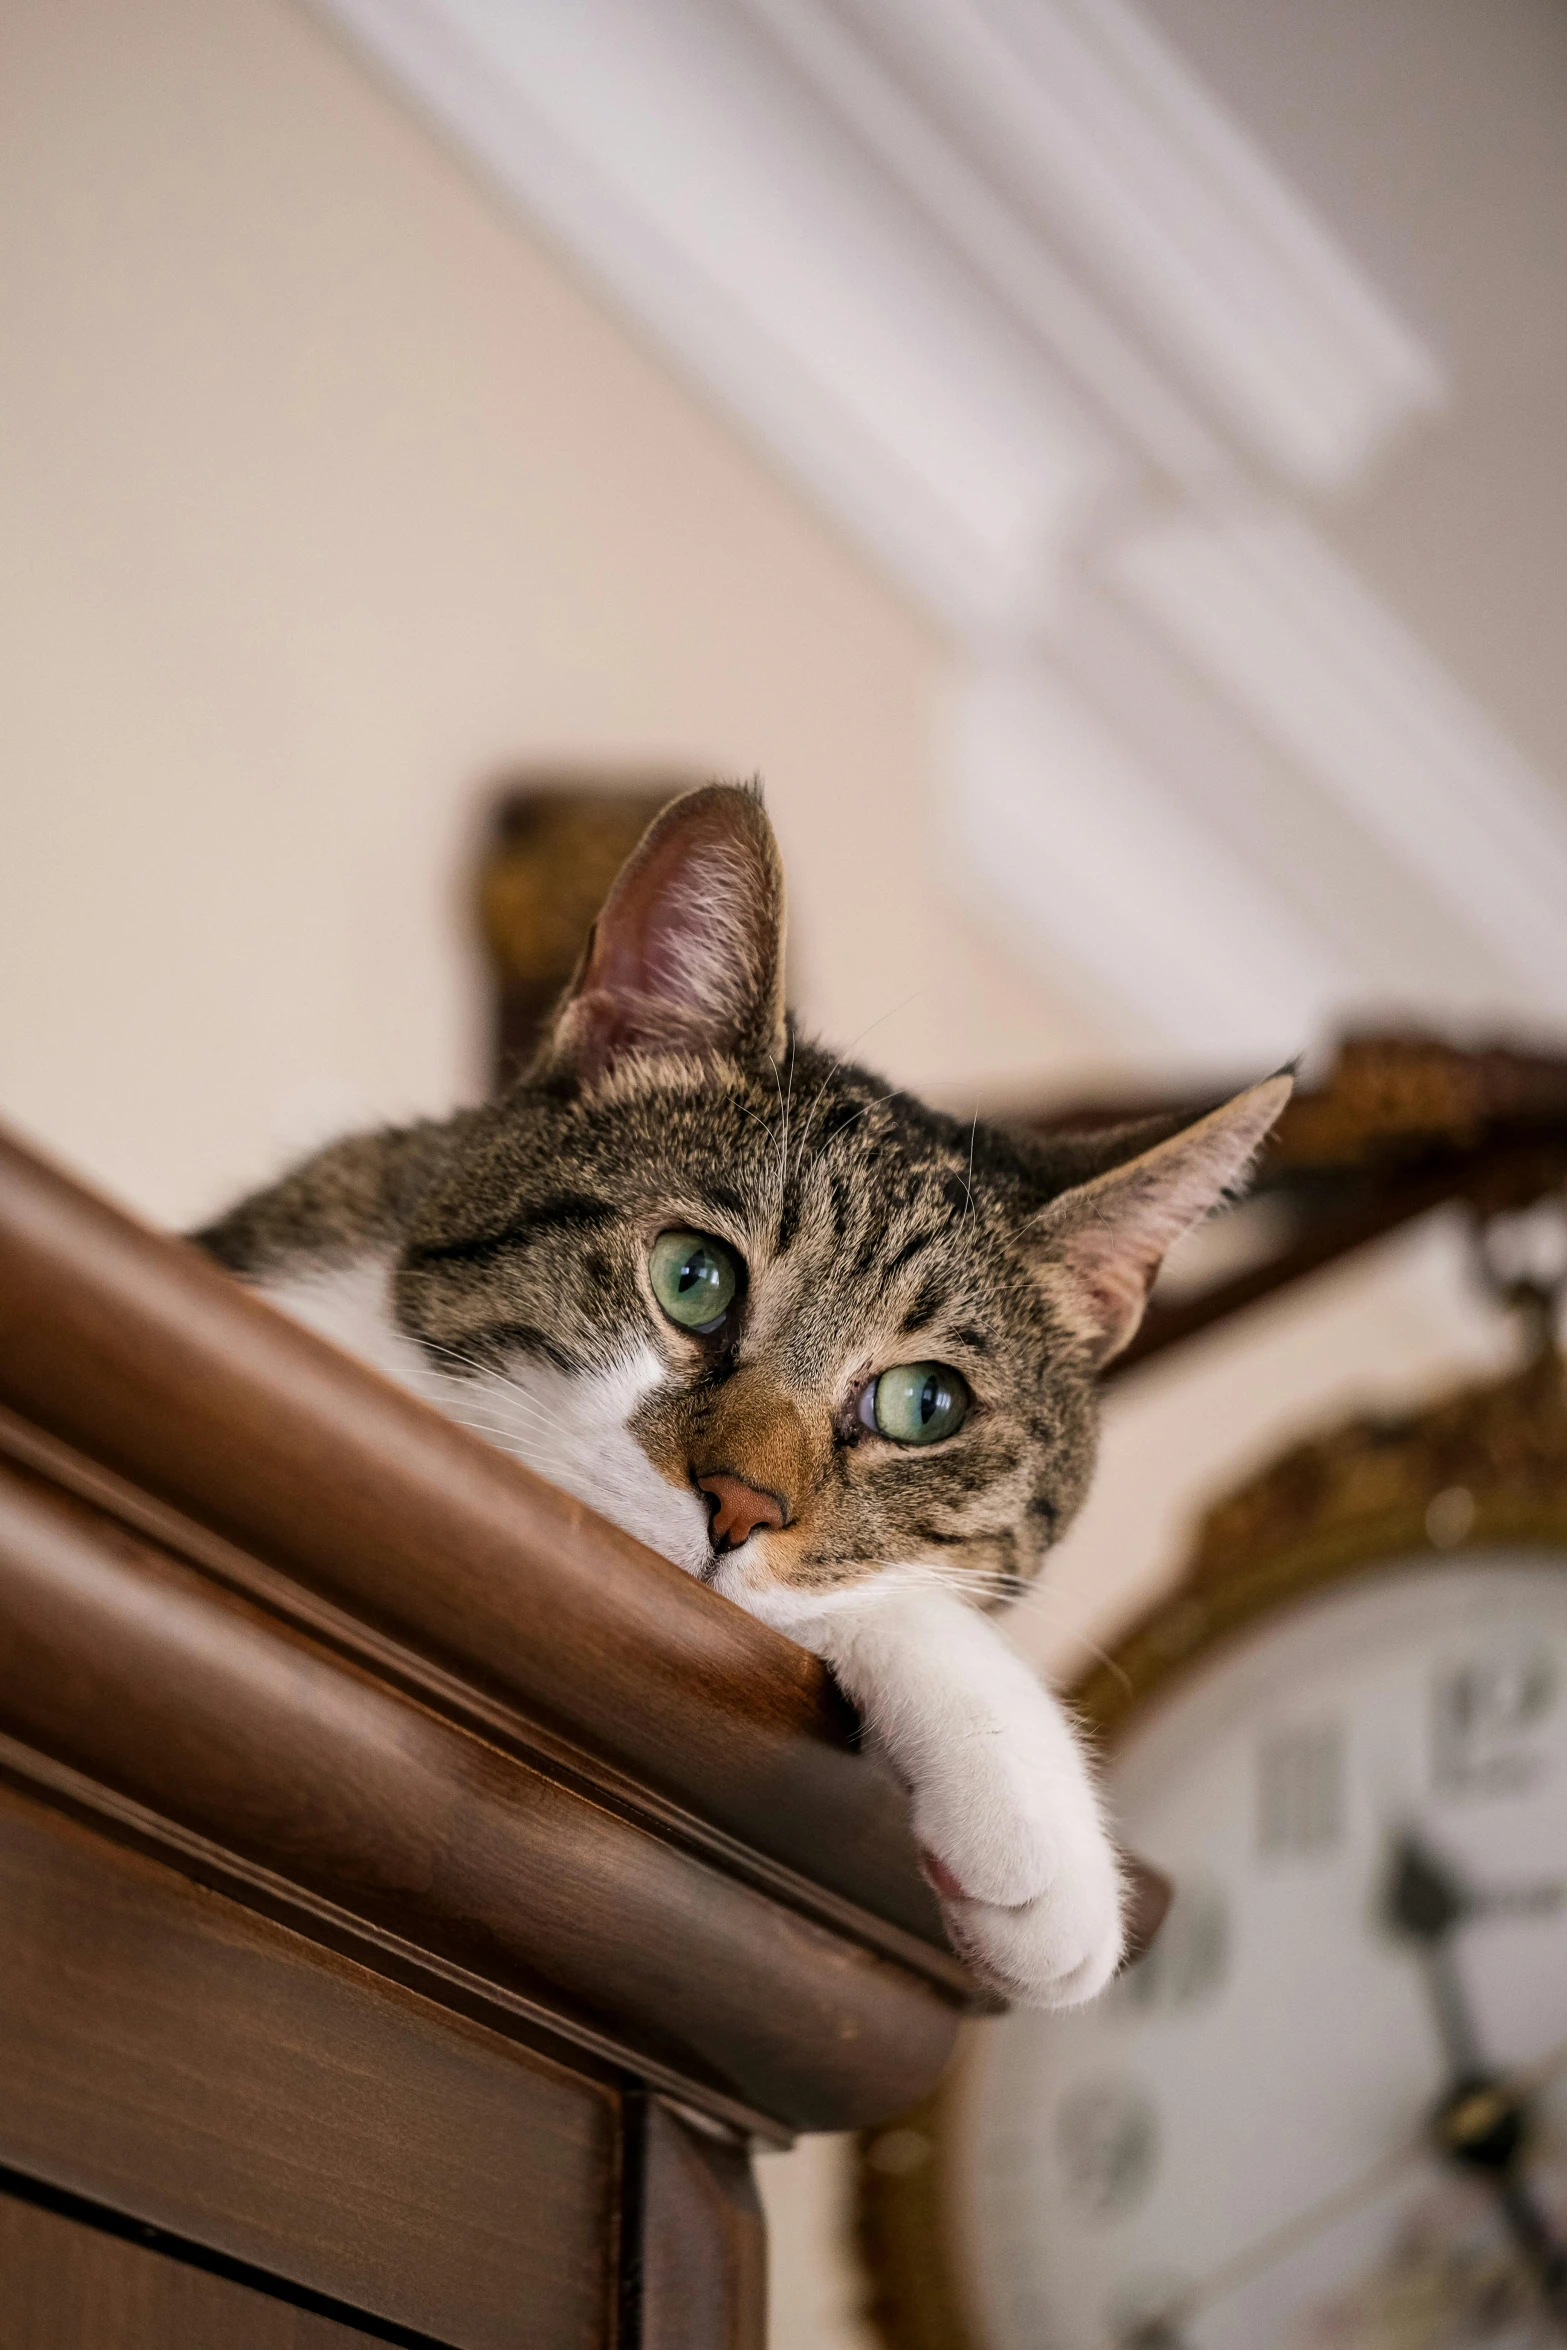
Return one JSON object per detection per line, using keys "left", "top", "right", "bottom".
{"left": 197, "top": 785, "right": 1288, "bottom": 2005}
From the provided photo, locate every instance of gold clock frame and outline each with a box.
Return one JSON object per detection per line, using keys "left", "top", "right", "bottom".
{"left": 857, "top": 1343, "right": 1567, "bottom": 2350}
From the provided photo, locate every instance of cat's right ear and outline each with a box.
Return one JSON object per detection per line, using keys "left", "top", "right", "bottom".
{"left": 532, "top": 783, "right": 789, "bottom": 1089}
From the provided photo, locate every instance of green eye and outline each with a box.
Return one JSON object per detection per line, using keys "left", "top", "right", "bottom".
{"left": 870, "top": 1362, "right": 970, "bottom": 1445}
{"left": 649, "top": 1229, "right": 740, "bottom": 1331}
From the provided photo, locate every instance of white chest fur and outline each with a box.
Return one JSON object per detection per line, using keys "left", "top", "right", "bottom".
{"left": 254, "top": 1256, "right": 712, "bottom": 1577}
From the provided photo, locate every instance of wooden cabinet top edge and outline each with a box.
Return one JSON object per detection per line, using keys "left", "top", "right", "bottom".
{"left": 0, "top": 1457, "right": 964, "bottom": 2136}
{"left": 0, "top": 1123, "right": 948, "bottom": 1947}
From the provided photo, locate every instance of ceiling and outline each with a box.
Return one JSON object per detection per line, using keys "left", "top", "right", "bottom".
{"left": 307, "top": 0, "right": 1567, "bottom": 1069}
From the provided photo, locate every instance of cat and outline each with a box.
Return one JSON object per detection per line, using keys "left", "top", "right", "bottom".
{"left": 195, "top": 783, "right": 1288, "bottom": 2006}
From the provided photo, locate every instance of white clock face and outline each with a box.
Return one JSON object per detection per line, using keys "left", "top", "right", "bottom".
{"left": 957, "top": 1555, "right": 1567, "bottom": 2350}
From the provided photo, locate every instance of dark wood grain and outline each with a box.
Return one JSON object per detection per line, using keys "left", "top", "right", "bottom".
{"left": 638, "top": 2105, "right": 766, "bottom": 2350}
{"left": 0, "top": 1126, "right": 948, "bottom": 1949}
{"left": 0, "top": 1458, "right": 961, "bottom": 2135}
{"left": 0, "top": 1783, "right": 615, "bottom": 2350}
{"left": 0, "top": 2191, "right": 372, "bottom": 2349}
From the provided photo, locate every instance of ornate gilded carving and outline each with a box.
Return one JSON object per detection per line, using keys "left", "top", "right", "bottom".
{"left": 1078, "top": 1345, "right": 1567, "bottom": 1740}
{"left": 1271, "top": 1035, "right": 1567, "bottom": 1175}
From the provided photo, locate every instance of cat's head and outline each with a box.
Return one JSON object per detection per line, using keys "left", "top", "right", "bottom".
{"left": 396, "top": 785, "right": 1289, "bottom": 1625}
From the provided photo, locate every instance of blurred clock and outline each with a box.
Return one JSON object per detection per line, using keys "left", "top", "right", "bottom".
{"left": 861, "top": 1346, "right": 1567, "bottom": 2350}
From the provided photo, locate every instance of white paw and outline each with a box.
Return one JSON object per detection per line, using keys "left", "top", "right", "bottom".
{"left": 929, "top": 1800, "right": 1127, "bottom": 2009}
{"left": 909, "top": 1734, "right": 1065, "bottom": 1908}
{"left": 806, "top": 1579, "right": 1131, "bottom": 2004}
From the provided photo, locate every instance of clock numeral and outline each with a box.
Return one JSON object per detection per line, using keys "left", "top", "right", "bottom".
{"left": 1257, "top": 1721, "right": 1343, "bottom": 1858}
{"left": 1055, "top": 2077, "right": 1158, "bottom": 2220}
{"left": 1432, "top": 1642, "right": 1556, "bottom": 1798}
{"left": 1119, "top": 1879, "right": 1228, "bottom": 2013}
{"left": 1109, "top": 2273, "right": 1195, "bottom": 2350}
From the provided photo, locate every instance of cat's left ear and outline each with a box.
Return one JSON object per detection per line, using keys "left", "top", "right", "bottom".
{"left": 534, "top": 782, "right": 788, "bottom": 1088}
{"left": 1028, "top": 1075, "right": 1292, "bottom": 1367}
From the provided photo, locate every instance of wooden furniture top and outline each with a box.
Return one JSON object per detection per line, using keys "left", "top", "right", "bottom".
{"left": 0, "top": 1124, "right": 976, "bottom": 2148}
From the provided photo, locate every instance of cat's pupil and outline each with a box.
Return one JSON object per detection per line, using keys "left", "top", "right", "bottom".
{"left": 676, "top": 1246, "right": 721, "bottom": 1299}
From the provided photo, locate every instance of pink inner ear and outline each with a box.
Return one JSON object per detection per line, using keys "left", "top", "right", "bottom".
{"left": 1082, "top": 1251, "right": 1158, "bottom": 1327}
{"left": 1037, "top": 1076, "right": 1292, "bottom": 1363}
{"left": 588, "top": 826, "right": 698, "bottom": 1015}
{"left": 547, "top": 785, "right": 782, "bottom": 1083}
{"left": 1064, "top": 1233, "right": 1162, "bottom": 1362}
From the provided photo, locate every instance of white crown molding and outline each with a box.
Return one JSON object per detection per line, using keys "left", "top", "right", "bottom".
{"left": 307, "top": 0, "right": 1562, "bottom": 1063}
{"left": 748, "top": 0, "right": 1444, "bottom": 488}
{"left": 309, "top": 0, "right": 1441, "bottom": 632}
{"left": 732, "top": 0, "right": 1226, "bottom": 493}
{"left": 310, "top": 0, "right": 1123, "bottom": 638}
{"left": 1108, "top": 506, "right": 1567, "bottom": 1024}
{"left": 948, "top": 661, "right": 1347, "bottom": 1060}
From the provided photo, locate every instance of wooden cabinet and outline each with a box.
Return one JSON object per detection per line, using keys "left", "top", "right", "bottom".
{"left": 0, "top": 1129, "right": 975, "bottom": 2346}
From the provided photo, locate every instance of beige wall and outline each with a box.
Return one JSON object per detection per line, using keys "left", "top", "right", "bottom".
{"left": 0, "top": 0, "right": 1115, "bottom": 1235}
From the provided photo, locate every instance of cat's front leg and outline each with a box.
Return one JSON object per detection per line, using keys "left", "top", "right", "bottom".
{"left": 763, "top": 1580, "right": 1126, "bottom": 2007}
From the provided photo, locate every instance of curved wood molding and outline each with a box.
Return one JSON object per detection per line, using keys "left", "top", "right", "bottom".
{"left": 0, "top": 1125, "right": 975, "bottom": 2140}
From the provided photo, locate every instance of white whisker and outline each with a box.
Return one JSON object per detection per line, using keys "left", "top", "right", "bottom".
{"left": 809, "top": 1087, "right": 898, "bottom": 1157}
{"left": 783, "top": 1032, "right": 796, "bottom": 1198}
{"left": 790, "top": 988, "right": 926, "bottom": 1182}
{"left": 414, "top": 1343, "right": 578, "bottom": 1436}
{"left": 733, "top": 1098, "right": 783, "bottom": 1161}
{"left": 1012, "top": 1580, "right": 1135, "bottom": 1696}
{"left": 768, "top": 1046, "right": 794, "bottom": 1205}
{"left": 417, "top": 1369, "right": 571, "bottom": 1433}
{"left": 437, "top": 1416, "right": 553, "bottom": 1468}
{"left": 414, "top": 1339, "right": 498, "bottom": 1380}
{"left": 429, "top": 1394, "right": 559, "bottom": 1441}
{"left": 433, "top": 1401, "right": 560, "bottom": 1448}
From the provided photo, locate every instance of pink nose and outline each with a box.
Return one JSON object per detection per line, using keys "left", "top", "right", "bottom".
{"left": 697, "top": 1473, "right": 786, "bottom": 1551}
